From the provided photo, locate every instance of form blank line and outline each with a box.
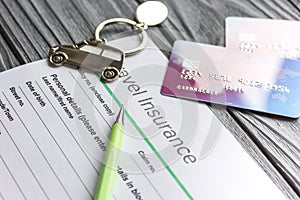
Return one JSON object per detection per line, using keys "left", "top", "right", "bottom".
{"left": 3, "top": 90, "right": 72, "bottom": 200}
{"left": 131, "top": 156, "right": 164, "bottom": 200}
{"left": 18, "top": 87, "right": 93, "bottom": 199}
{"left": 35, "top": 81, "right": 99, "bottom": 175}
{"left": 0, "top": 108, "right": 49, "bottom": 200}
{"left": 0, "top": 153, "right": 26, "bottom": 200}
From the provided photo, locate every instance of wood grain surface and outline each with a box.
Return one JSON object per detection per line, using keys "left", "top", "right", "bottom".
{"left": 0, "top": 0, "right": 299, "bottom": 199}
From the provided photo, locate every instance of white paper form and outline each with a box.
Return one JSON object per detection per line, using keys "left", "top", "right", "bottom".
{"left": 0, "top": 41, "right": 287, "bottom": 200}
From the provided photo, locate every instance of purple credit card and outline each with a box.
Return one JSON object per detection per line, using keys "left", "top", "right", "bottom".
{"left": 161, "top": 40, "right": 300, "bottom": 118}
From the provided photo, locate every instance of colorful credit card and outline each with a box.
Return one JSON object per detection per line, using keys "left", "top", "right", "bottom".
{"left": 226, "top": 17, "right": 300, "bottom": 59}
{"left": 161, "top": 40, "right": 300, "bottom": 118}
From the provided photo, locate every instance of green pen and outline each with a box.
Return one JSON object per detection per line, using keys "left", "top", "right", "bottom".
{"left": 94, "top": 105, "right": 125, "bottom": 200}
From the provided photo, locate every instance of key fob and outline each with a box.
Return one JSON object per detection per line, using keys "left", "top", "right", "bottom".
{"left": 48, "top": 39, "right": 125, "bottom": 82}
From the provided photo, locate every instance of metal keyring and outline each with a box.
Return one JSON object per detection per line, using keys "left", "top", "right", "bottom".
{"left": 94, "top": 18, "right": 148, "bottom": 56}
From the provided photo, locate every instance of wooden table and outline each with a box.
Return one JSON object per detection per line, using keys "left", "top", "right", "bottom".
{"left": 0, "top": 0, "right": 299, "bottom": 199}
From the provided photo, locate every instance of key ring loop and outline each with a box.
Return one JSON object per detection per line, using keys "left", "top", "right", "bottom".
{"left": 94, "top": 18, "right": 148, "bottom": 56}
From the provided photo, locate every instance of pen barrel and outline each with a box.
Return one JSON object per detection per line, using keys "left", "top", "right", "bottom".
{"left": 94, "top": 123, "right": 124, "bottom": 200}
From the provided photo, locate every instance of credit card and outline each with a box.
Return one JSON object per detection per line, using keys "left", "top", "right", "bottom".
{"left": 161, "top": 40, "right": 300, "bottom": 118}
{"left": 226, "top": 17, "right": 300, "bottom": 59}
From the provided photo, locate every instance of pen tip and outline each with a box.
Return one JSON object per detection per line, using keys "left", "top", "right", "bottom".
{"left": 116, "top": 105, "right": 124, "bottom": 125}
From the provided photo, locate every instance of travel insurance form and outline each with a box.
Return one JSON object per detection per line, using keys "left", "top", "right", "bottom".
{"left": 0, "top": 40, "right": 288, "bottom": 200}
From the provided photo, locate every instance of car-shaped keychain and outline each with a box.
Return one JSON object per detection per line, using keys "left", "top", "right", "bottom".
{"left": 48, "top": 39, "right": 125, "bottom": 82}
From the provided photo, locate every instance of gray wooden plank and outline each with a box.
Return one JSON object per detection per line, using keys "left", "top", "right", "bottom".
{"left": 0, "top": 0, "right": 139, "bottom": 64}
{"left": 230, "top": 110, "right": 300, "bottom": 191}
{"left": 0, "top": 33, "right": 20, "bottom": 71}
{"left": 0, "top": 0, "right": 37, "bottom": 63}
{"left": 0, "top": 0, "right": 299, "bottom": 199}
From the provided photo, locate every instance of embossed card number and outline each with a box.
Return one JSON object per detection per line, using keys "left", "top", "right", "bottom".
{"left": 180, "top": 68, "right": 290, "bottom": 94}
